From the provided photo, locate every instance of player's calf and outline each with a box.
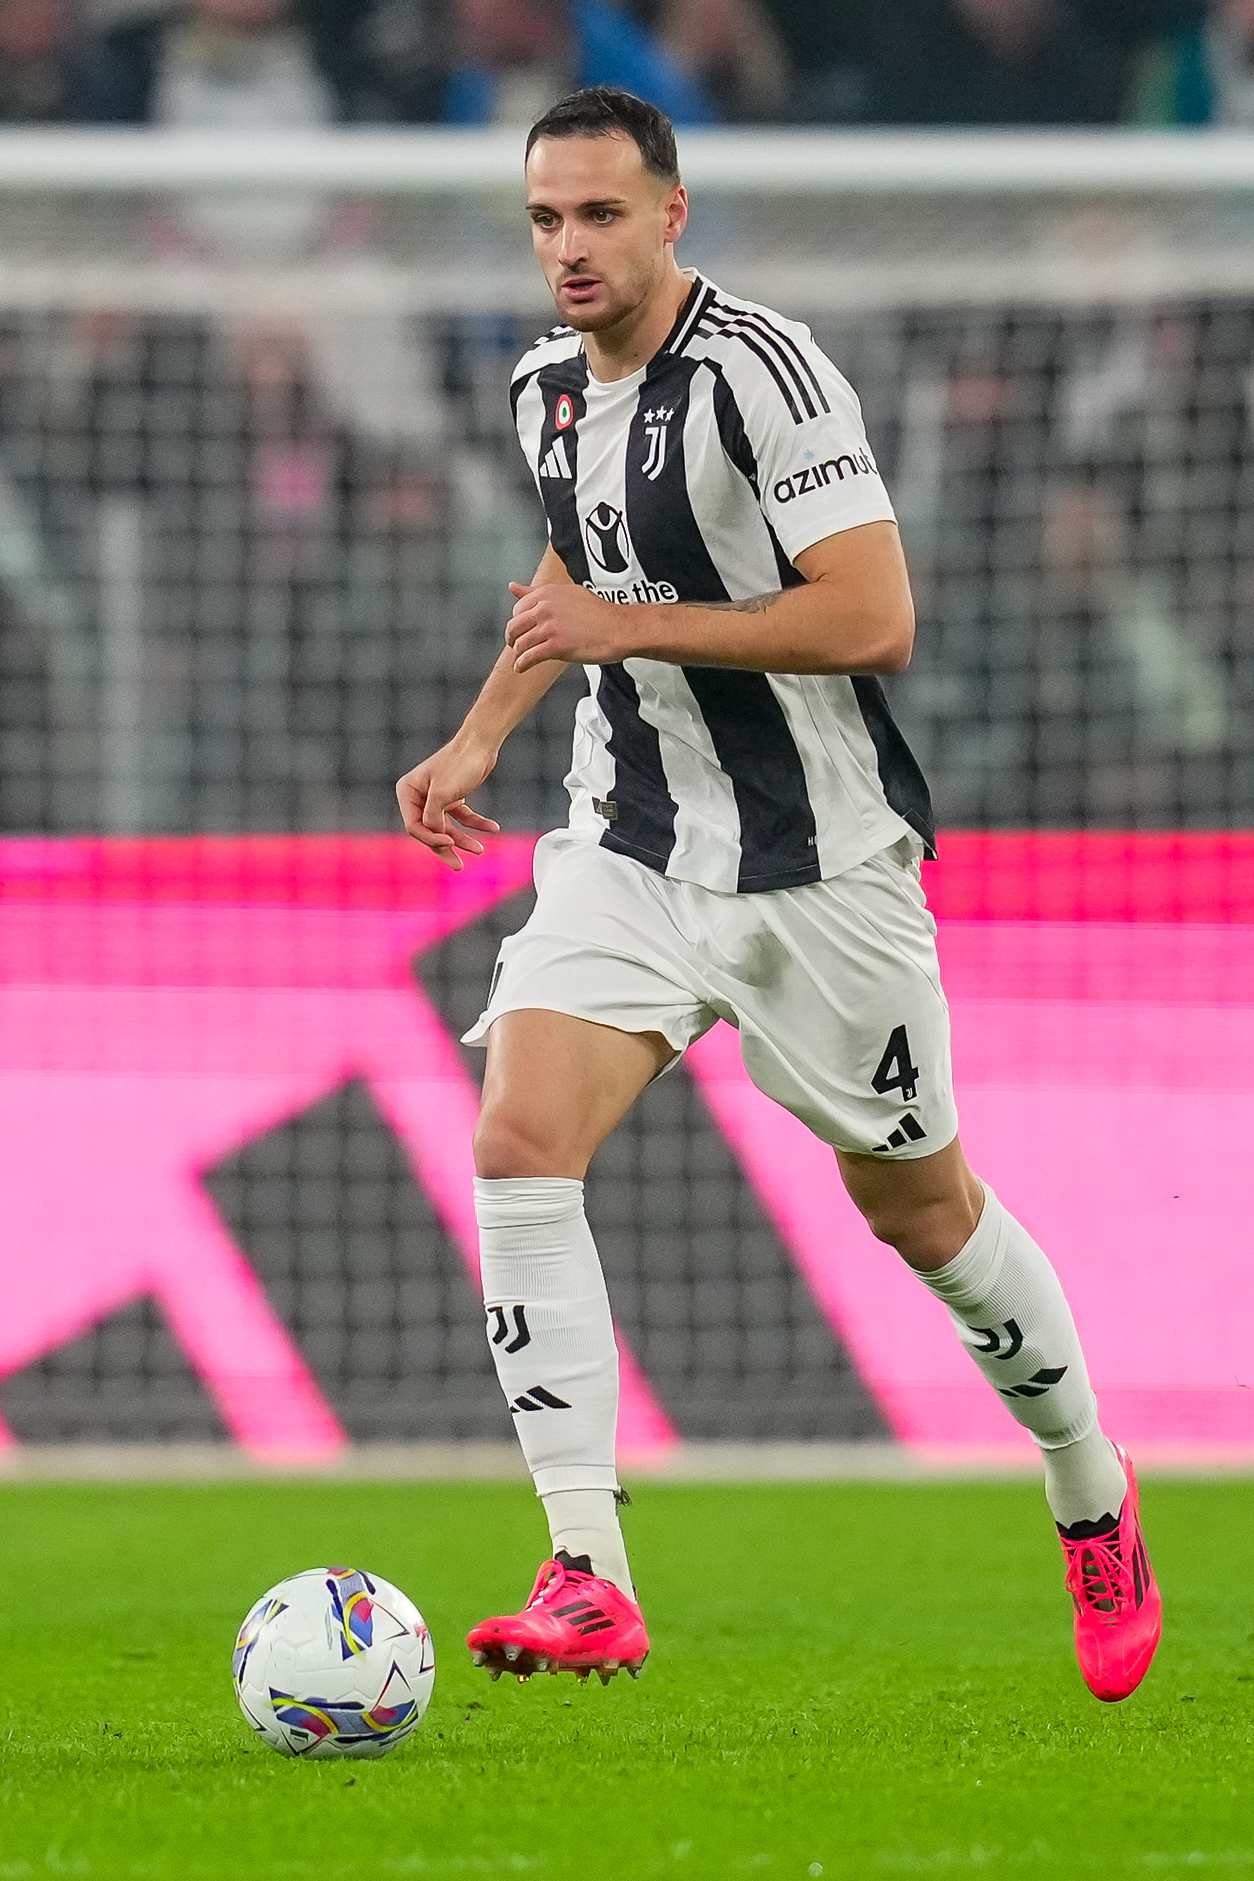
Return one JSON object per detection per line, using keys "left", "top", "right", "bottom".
{"left": 843, "top": 1148, "right": 1161, "bottom": 1698}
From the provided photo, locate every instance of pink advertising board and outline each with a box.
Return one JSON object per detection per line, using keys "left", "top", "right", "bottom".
{"left": 1, "top": 831, "right": 1251, "bottom": 1462}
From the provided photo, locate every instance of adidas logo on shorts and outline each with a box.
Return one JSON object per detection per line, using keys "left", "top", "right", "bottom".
{"left": 871, "top": 1113, "right": 927, "bottom": 1153}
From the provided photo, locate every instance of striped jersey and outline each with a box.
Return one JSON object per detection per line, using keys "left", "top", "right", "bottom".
{"left": 511, "top": 271, "right": 934, "bottom": 895}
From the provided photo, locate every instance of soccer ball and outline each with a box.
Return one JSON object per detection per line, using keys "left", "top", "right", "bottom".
{"left": 232, "top": 1566, "right": 435, "bottom": 1759}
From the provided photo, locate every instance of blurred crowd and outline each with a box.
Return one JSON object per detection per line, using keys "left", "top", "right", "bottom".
{"left": 1, "top": 0, "right": 1251, "bottom": 844}
{"left": 1, "top": 0, "right": 1252, "bottom": 131}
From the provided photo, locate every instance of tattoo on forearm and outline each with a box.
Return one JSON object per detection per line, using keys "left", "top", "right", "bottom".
{"left": 693, "top": 591, "right": 783, "bottom": 616}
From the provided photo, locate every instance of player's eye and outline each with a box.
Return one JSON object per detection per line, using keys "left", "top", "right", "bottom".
{"left": 590, "top": 210, "right": 616, "bottom": 225}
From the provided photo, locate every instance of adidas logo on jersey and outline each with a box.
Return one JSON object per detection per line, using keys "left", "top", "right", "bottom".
{"left": 539, "top": 437, "right": 573, "bottom": 480}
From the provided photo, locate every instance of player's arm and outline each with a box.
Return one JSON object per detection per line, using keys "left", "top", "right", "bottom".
{"left": 396, "top": 544, "right": 573, "bottom": 870}
{"left": 504, "top": 521, "right": 914, "bottom": 678}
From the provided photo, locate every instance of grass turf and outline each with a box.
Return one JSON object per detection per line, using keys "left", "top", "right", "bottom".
{"left": 0, "top": 1477, "right": 1249, "bottom": 1880}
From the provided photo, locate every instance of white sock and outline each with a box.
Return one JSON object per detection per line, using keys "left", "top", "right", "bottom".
{"left": 918, "top": 1185, "right": 1128, "bottom": 1528}
{"left": 540, "top": 1487, "right": 634, "bottom": 1596}
{"left": 1041, "top": 1425, "right": 1127, "bottom": 1530}
{"left": 474, "top": 1176, "right": 634, "bottom": 1587}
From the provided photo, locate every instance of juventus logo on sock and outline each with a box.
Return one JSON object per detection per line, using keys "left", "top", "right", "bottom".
{"left": 487, "top": 1304, "right": 531, "bottom": 1354}
{"left": 971, "top": 1319, "right": 1024, "bottom": 1360}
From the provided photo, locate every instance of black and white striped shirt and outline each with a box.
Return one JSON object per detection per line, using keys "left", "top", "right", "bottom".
{"left": 511, "top": 273, "right": 934, "bottom": 895}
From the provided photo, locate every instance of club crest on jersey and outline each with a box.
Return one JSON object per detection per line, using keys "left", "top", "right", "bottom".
{"left": 641, "top": 406, "right": 674, "bottom": 482}
{"left": 554, "top": 393, "right": 574, "bottom": 430}
{"left": 584, "top": 501, "right": 631, "bottom": 574}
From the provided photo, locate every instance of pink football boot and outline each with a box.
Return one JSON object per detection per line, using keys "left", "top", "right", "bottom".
{"left": 468, "top": 1550, "right": 650, "bottom": 1684}
{"left": 1058, "top": 1444, "right": 1162, "bottom": 1702}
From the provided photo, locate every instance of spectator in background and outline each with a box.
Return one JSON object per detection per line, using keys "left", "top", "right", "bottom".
{"left": 66, "top": 0, "right": 448, "bottom": 125}
{"left": 446, "top": 0, "right": 712, "bottom": 124}
{"left": 1203, "top": 0, "right": 1254, "bottom": 119}
{"left": 748, "top": 1, "right": 866, "bottom": 121}
{"left": 355, "top": 0, "right": 452, "bottom": 121}
{"left": 760, "top": 0, "right": 1198, "bottom": 125}
{"left": 637, "top": 0, "right": 789, "bottom": 121}
{"left": 1131, "top": 0, "right": 1254, "bottom": 124}
{"left": 67, "top": 0, "right": 374, "bottom": 257}
{"left": 866, "top": 0, "right": 1199, "bottom": 125}
{"left": 0, "top": 0, "right": 75, "bottom": 121}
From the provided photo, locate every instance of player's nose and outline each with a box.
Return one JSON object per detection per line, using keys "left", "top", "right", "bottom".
{"left": 556, "top": 224, "right": 588, "bottom": 267}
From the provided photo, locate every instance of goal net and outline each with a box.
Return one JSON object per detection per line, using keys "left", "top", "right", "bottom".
{"left": 0, "top": 130, "right": 1250, "bottom": 1458}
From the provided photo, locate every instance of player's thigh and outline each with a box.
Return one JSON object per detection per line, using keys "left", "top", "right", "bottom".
{"left": 468, "top": 833, "right": 714, "bottom": 1178}
{"left": 728, "top": 841, "right": 959, "bottom": 1160}
{"left": 475, "top": 1007, "right": 673, "bottom": 1178}
{"left": 464, "top": 832, "right": 713, "bottom": 1061}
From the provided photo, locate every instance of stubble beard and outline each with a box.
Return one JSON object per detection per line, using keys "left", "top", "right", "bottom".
{"left": 555, "top": 287, "right": 635, "bottom": 335}
{"left": 551, "top": 259, "right": 662, "bottom": 336}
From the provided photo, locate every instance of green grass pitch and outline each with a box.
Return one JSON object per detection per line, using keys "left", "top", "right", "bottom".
{"left": 0, "top": 1476, "right": 1250, "bottom": 1880}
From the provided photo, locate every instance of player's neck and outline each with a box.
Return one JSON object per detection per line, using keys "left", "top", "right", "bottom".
{"left": 582, "top": 265, "right": 694, "bottom": 384}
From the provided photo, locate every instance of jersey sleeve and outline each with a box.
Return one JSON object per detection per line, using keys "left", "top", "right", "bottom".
{"left": 730, "top": 326, "right": 897, "bottom": 562}
{"left": 510, "top": 365, "right": 545, "bottom": 493}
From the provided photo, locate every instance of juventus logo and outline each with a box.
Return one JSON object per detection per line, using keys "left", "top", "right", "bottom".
{"left": 971, "top": 1319, "right": 1024, "bottom": 1361}
{"left": 488, "top": 1304, "right": 531, "bottom": 1354}
{"left": 641, "top": 406, "right": 673, "bottom": 481}
{"left": 970, "top": 1319, "right": 1070, "bottom": 1399}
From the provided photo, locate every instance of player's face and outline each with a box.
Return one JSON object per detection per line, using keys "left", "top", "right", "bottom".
{"left": 525, "top": 134, "right": 687, "bottom": 334}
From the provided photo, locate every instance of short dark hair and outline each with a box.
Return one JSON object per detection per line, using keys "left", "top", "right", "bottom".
{"left": 526, "top": 87, "right": 680, "bottom": 185}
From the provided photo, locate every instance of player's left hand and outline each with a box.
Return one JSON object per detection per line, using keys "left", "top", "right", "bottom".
{"left": 505, "top": 582, "right": 633, "bottom": 672}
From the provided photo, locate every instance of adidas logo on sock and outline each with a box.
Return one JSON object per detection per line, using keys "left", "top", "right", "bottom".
{"left": 539, "top": 437, "right": 572, "bottom": 480}
{"left": 871, "top": 1113, "right": 927, "bottom": 1153}
{"left": 999, "top": 1365, "right": 1068, "bottom": 1400}
{"left": 509, "top": 1385, "right": 572, "bottom": 1413}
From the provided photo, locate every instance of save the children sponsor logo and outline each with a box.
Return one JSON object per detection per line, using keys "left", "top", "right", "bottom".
{"left": 584, "top": 501, "right": 632, "bottom": 573}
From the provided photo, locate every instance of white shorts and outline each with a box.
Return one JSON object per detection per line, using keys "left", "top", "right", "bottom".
{"left": 463, "top": 829, "right": 959, "bottom": 1160}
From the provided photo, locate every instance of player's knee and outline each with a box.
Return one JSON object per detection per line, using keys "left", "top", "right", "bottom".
{"left": 857, "top": 1195, "right": 917, "bottom": 1251}
{"left": 473, "top": 1106, "right": 571, "bottom": 1180}
{"left": 855, "top": 1190, "right": 977, "bottom": 1268}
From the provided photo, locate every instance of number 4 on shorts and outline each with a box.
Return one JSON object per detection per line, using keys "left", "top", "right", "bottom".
{"left": 871, "top": 1025, "right": 920, "bottom": 1103}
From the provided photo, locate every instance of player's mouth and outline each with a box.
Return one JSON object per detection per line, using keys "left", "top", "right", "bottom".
{"left": 558, "top": 275, "right": 603, "bottom": 305}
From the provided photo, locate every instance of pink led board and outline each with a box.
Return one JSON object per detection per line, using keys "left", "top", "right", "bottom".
{"left": 1, "top": 832, "right": 1252, "bottom": 1461}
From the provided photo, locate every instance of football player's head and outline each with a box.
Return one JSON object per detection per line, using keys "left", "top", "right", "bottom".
{"left": 525, "top": 87, "right": 688, "bottom": 335}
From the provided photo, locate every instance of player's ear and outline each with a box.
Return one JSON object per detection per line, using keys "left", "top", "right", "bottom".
{"left": 663, "top": 184, "right": 688, "bottom": 247}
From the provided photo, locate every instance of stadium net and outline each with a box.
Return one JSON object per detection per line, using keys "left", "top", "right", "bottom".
{"left": 0, "top": 130, "right": 1250, "bottom": 1452}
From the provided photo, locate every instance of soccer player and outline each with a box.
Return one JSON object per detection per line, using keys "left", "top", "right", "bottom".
{"left": 396, "top": 87, "right": 1161, "bottom": 1702}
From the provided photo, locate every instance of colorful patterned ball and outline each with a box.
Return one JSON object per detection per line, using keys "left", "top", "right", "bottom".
{"left": 232, "top": 1567, "right": 435, "bottom": 1759}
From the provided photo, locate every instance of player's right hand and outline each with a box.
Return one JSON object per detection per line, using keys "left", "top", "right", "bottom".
{"left": 396, "top": 740, "right": 501, "bottom": 871}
